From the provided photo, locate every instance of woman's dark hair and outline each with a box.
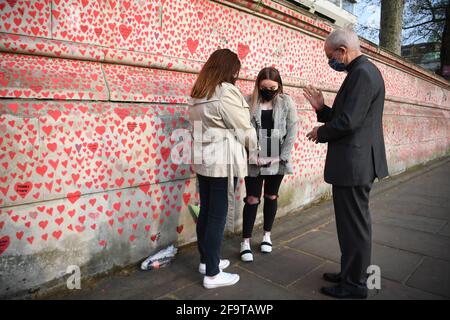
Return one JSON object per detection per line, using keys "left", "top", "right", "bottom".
{"left": 251, "top": 67, "right": 283, "bottom": 112}
{"left": 190, "top": 49, "right": 241, "bottom": 100}
{"left": 256, "top": 67, "right": 283, "bottom": 94}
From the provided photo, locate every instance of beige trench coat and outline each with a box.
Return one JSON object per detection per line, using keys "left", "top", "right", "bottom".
{"left": 188, "top": 82, "right": 258, "bottom": 229}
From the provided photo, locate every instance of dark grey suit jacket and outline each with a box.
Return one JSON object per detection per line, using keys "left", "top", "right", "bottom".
{"left": 316, "top": 55, "right": 389, "bottom": 186}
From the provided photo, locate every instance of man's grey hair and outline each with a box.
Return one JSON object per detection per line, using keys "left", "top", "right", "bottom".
{"left": 325, "top": 28, "right": 361, "bottom": 51}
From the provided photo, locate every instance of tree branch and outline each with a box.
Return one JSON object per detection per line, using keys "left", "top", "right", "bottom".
{"left": 403, "top": 18, "right": 445, "bottom": 29}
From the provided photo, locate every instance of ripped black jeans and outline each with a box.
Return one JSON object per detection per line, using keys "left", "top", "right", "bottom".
{"left": 242, "top": 175, "right": 284, "bottom": 239}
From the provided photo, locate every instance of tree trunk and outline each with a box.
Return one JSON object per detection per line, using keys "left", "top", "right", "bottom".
{"left": 379, "top": 0, "right": 405, "bottom": 55}
{"left": 440, "top": 1, "right": 450, "bottom": 79}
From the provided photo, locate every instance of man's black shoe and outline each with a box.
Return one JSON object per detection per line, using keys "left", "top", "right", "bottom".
{"left": 323, "top": 272, "right": 341, "bottom": 283}
{"left": 320, "top": 285, "right": 368, "bottom": 299}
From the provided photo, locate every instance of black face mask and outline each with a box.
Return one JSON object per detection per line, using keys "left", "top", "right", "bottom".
{"left": 260, "top": 88, "right": 278, "bottom": 101}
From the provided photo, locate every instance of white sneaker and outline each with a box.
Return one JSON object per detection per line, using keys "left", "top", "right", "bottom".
{"left": 198, "top": 259, "right": 230, "bottom": 275}
{"left": 240, "top": 241, "right": 253, "bottom": 262}
{"left": 203, "top": 271, "right": 240, "bottom": 289}
{"left": 261, "top": 235, "right": 272, "bottom": 253}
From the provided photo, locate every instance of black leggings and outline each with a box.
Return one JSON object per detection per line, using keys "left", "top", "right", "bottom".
{"left": 242, "top": 175, "right": 284, "bottom": 239}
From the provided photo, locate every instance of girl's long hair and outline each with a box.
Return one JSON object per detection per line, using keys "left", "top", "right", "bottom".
{"left": 190, "top": 49, "right": 241, "bottom": 100}
{"left": 250, "top": 67, "right": 283, "bottom": 114}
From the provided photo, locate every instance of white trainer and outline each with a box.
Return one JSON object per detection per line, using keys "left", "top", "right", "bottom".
{"left": 203, "top": 271, "right": 240, "bottom": 289}
{"left": 240, "top": 241, "right": 253, "bottom": 262}
{"left": 261, "top": 235, "right": 272, "bottom": 253}
{"left": 198, "top": 259, "right": 230, "bottom": 275}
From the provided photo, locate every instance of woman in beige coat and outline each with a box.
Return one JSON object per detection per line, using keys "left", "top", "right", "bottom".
{"left": 188, "top": 49, "right": 257, "bottom": 289}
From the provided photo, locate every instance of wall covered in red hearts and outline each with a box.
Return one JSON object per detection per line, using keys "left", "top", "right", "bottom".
{"left": 0, "top": 0, "right": 449, "bottom": 297}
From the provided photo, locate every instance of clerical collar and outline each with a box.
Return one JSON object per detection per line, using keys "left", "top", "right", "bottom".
{"left": 346, "top": 55, "right": 367, "bottom": 72}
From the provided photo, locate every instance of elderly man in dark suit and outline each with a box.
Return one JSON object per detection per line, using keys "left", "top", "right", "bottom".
{"left": 304, "top": 28, "right": 389, "bottom": 299}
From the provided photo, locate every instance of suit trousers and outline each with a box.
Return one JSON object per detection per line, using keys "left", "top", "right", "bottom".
{"left": 332, "top": 181, "right": 373, "bottom": 292}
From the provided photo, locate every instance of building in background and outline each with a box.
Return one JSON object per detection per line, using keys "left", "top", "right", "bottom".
{"left": 401, "top": 42, "right": 442, "bottom": 74}
{"left": 289, "top": 0, "right": 358, "bottom": 27}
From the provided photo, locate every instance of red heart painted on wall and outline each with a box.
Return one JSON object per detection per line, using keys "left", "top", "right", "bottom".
{"left": 119, "top": 24, "right": 132, "bottom": 40}
{"left": 160, "top": 147, "right": 170, "bottom": 162}
{"left": 126, "top": 122, "right": 137, "bottom": 132}
{"left": 139, "top": 183, "right": 150, "bottom": 194}
{"left": 87, "top": 143, "right": 98, "bottom": 153}
{"left": 237, "top": 43, "right": 250, "bottom": 60}
{"left": 67, "top": 191, "right": 81, "bottom": 204}
{"left": 150, "top": 233, "right": 159, "bottom": 242}
{"left": 95, "top": 126, "right": 105, "bottom": 135}
{"left": 14, "top": 182, "right": 32, "bottom": 198}
{"left": 6, "top": 0, "right": 17, "bottom": 8}
{"left": 114, "top": 107, "right": 130, "bottom": 121}
{"left": 0, "top": 236, "right": 10, "bottom": 255}
{"left": 52, "top": 230, "right": 62, "bottom": 240}
{"left": 187, "top": 37, "right": 198, "bottom": 54}
{"left": 94, "top": 28, "right": 102, "bottom": 38}
{"left": 48, "top": 110, "right": 61, "bottom": 121}
{"left": 182, "top": 192, "right": 190, "bottom": 205}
